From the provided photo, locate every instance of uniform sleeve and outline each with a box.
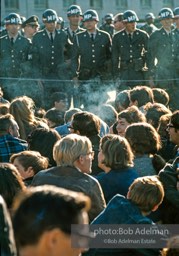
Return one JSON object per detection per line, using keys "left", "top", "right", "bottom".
{"left": 31, "top": 35, "right": 42, "bottom": 77}
{"left": 147, "top": 32, "right": 158, "bottom": 76}
{"left": 71, "top": 35, "right": 80, "bottom": 78}
{"left": 112, "top": 34, "right": 120, "bottom": 79}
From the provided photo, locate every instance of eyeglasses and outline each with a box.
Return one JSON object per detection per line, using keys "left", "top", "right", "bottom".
{"left": 85, "top": 151, "right": 95, "bottom": 158}
{"left": 167, "top": 124, "right": 175, "bottom": 129}
{"left": 80, "top": 151, "right": 95, "bottom": 158}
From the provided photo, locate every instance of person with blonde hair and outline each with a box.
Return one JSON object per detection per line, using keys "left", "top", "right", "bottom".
{"left": 9, "top": 96, "right": 48, "bottom": 140}
{"left": 10, "top": 150, "right": 49, "bottom": 186}
{"left": 31, "top": 134, "right": 106, "bottom": 222}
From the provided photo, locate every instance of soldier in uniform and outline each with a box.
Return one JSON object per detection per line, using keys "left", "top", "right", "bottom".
{"left": 32, "top": 9, "right": 71, "bottom": 80}
{"left": 56, "top": 17, "right": 64, "bottom": 30}
{"left": 21, "top": 15, "right": 39, "bottom": 40}
{"left": 71, "top": 9, "right": 112, "bottom": 110}
{"left": 148, "top": 8, "right": 178, "bottom": 110}
{"left": 112, "top": 10, "right": 149, "bottom": 90}
{"left": 141, "top": 13, "right": 158, "bottom": 35}
{"left": 113, "top": 13, "right": 124, "bottom": 33}
{"left": 31, "top": 9, "right": 72, "bottom": 108}
{"left": 0, "top": 13, "right": 32, "bottom": 78}
{"left": 100, "top": 13, "right": 114, "bottom": 37}
{"left": 65, "top": 5, "right": 84, "bottom": 43}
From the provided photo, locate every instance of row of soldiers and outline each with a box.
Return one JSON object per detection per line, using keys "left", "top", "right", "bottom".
{"left": 0, "top": 5, "right": 179, "bottom": 110}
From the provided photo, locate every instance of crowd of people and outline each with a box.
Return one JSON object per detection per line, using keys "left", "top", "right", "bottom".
{"left": 0, "top": 3, "right": 179, "bottom": 256}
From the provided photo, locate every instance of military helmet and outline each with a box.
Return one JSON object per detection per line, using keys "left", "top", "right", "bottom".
{"left": 104, "top": 13, "right": 114, "bottom": 21}
{"left": 67, "top": 5, "right": 82, "bottom": 16}
{"left": 42, "top": 9, "right": 58, "bottom": 23}
{"left": 158, "top": 8, "right": 174, "bottom": 20}
{"left": 123, "top": 10, "right": 139, "bottom": 23}
{"left": 83, "top": 9, "right": 99, "bottom": 22}
{"left": 145, "top": 13, "right": 155, "bottom": 20}
{"left": 4, "top": 13, "right": 22, "bottom": 25}
{"left": 57, "top": 17, "right": 64, "bottom": 24}
{"left": 173, "top": 7, "right": 179, "bottom": 18}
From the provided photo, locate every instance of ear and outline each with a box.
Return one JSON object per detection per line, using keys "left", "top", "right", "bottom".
{"left": 151, "top": 204, "right": 159, "bottom": 212}
{"left": 26, "top": 167, "right": 35, "bottom": 178}
{"left": 43, "top": 229, "right": 62, "bottom": 252}
{"left": 78, "top": 155, "right": 85, "bottom": 165}
{"left": 126, "top": 191, "right": 130, "bottom": 199}
{"left": 133, "top": 100, "right": 138, "bottom": 106}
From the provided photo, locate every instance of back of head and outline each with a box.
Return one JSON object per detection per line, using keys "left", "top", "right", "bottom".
{"left": 10, "top": 96, "right": 34, "bottom": 121}
{"left": 0, "top": 103, "right": 10, "bottom": 116}
{"left": 0, "top": 163, "right": 25, "bottom": 209}
{"left": 53, "top": 133, "right": 92, "bottom": 166}
{"left": 115, "top": 90, "right": 130, "bottom": 112}
{"left": 130, "top": 86, "right": 154, "bottom": 107}
{"left": 152, "top": 88, "right": 170, "bottom": 106}
{"left": 98, "top": 104, "right": 118, "bottom": 127}
{"left": 144, "top": 102, "right": 171, "bottom": 129}
{"left": 128, "top": 176, "right": 164, "bottom": 213}
{"left": 64, "top": 108, "right": 82, "bottom": 123}
{"left": 72, "top": 111, "right": 101, "bottom": 137}
{"left": 118, "top": 106, "right": 146, "bottom": 124}
{"left": 0, "top": 114, "right": 14, "bottom": 134}
{"left": 45, "top": 108, "right": 64, "bottom": 126}
{"left": 13, "top": 185, "right": 90, "bottom": 248}
{"left": 125, "top": 122, "right": 161, "bottom": 155}
{"left": 28, "top": 128, "right": 61, "bottom": 167}
{"left": 101, "top": 134, "right": 134, "bottom": 169}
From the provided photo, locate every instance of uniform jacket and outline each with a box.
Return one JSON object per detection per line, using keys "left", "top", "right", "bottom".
{"left": 65, "top": 26, "right": 85, "bottom": 43}
{"left": 148, "top": 27, "right": 177, "bottom": 74}
{"left": 31, "top": 165, "right": 106, "bottom": 222}
{"left": 99, "top": 23, "right": 114, "bottom": 37}
{"left": 0, "top": 33, "right": 31, "bottom": 77}
{"left": 112, "top": 28, "right": 149, "bottom": 78}
{"left": 140, "top": 23, "right": 158, "bottom": 35}
{"left": 71, "top": 28, "right": 111, "bottom": 79}
{"left": 32, "top": 28, "right": 71, "bottom": 78}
